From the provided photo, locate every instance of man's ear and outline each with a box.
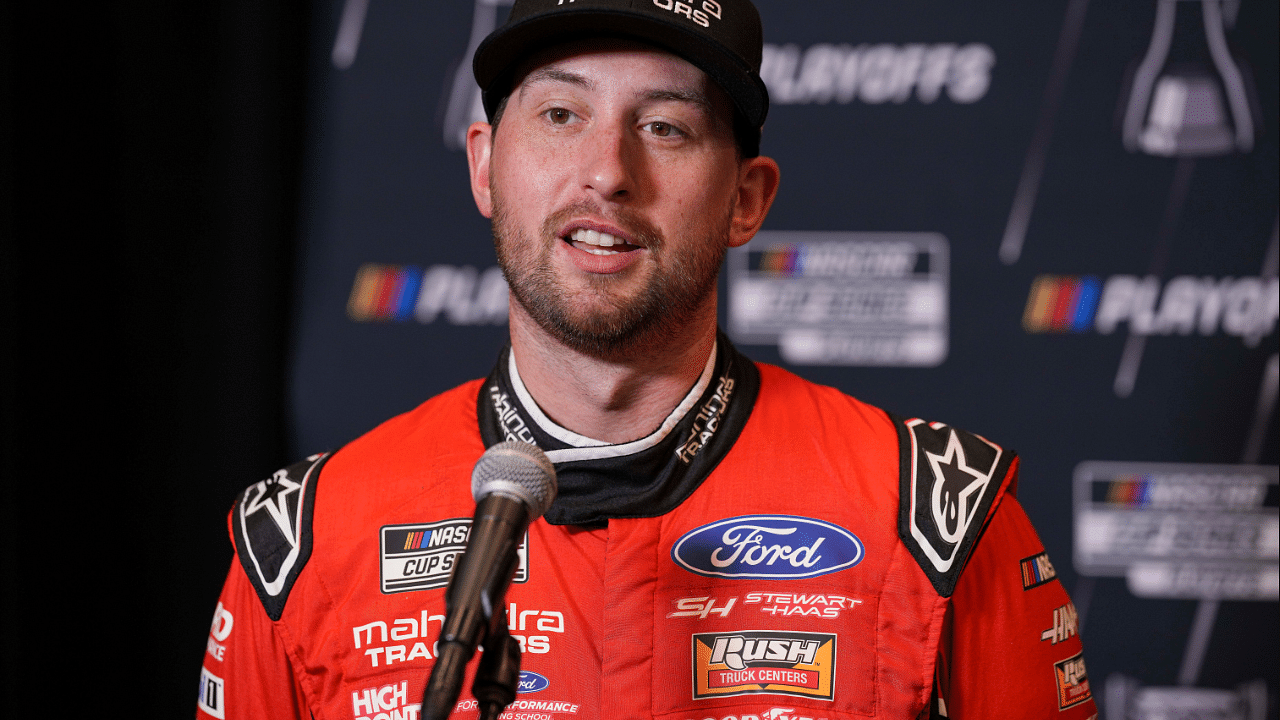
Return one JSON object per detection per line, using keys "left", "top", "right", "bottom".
{"left": 467, "top": 121, "right": 495, "bottom": 218}
{"left": 727, "top": 155, "right": 780, "bottom": 248}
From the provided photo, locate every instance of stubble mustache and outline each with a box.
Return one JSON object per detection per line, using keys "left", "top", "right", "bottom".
{"left": 490, "top": 187, "right": 728, "bottom": 360}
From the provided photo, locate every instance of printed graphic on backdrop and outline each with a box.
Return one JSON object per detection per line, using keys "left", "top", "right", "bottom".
{"left": 1074, "top": 460, "right": 1278, "bottom": 712}
{"left": 347, "top": 263, "right": 508, "bottom": 326}
{"left": 727, "top": 232, "right": 948, "bottom": 366}
{"left": 294, "top": 2, "right": 1280, "bottom": 715}
{"left": 1074, "top": 461, "right": 1278, "bottom": 600}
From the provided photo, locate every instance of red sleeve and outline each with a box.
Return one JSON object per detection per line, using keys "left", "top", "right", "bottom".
{"left": 197, "top": 554, "right": 311, "bottom": 719}
{"left": 940, "top": 493, "right": 1098, "bottom": 719}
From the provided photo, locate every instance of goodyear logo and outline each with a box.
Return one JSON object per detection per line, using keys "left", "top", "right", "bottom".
{"left": 692, "top": 631, "right": 835, "bottom": 700}
{"left": 1023, "top": 274, "right": 1278, "bottom": 342}
{"left": 672, "top": 515, "right": 864, "bottom": 579}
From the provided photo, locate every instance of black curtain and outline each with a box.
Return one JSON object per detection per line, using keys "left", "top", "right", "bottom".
{"left": 2, "top": 2, "right": 308, "bottom": 713}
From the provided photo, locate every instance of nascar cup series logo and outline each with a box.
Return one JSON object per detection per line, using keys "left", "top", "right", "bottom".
{"left": 380, "top": 519, "right": 528, "bottom": 594}
{"left": 672, "top": 515, "right": 864, "bottom": 579}
{"left": 693, "top": 631, "right": 836, "bottom": 700}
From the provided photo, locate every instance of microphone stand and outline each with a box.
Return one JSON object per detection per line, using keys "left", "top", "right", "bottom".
{"left": 473, "top": 618, "right": 522, "bottom": 720}
{"left": 421, "top": 494, "right": 528, "bottom": 719}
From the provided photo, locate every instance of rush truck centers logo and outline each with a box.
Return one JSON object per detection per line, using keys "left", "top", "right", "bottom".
{"left": 1054, "top": 652, "right": 1093, "bottom": 710}
{"left": 693, "top": 631, "right": 836, "bottom": 701}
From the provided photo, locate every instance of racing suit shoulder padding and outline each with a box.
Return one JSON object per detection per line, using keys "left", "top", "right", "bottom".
{"left": 229, "top": 452, "right": 332, "bottom": 621}
{"left": 890, "top": 414, "right": 1017, "bottom": 597}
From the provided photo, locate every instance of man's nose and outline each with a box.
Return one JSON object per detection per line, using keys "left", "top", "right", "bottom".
{"left": 579, "top": 122, "right": 637, "bottom": 202}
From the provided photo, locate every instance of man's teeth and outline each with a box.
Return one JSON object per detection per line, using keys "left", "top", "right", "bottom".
{"left": 569, "top": 228, "right": 624, "bottom": 254}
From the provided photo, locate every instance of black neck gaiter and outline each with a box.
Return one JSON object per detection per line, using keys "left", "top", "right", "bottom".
{"left": 477, "top": 332, "right": 760, "bottom": 526}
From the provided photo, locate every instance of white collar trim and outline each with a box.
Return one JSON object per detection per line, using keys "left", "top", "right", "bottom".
{"left": 507, "top": 342, "right": 718, "bottom": 463}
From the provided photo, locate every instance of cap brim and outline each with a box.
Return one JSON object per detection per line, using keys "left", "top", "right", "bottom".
{"left": 473, "top": 9, "right": 768, "bottom": 128}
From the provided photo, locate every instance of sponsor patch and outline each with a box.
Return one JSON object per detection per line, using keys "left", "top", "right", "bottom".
{"left": 205, "top": 601, "right": 234, "bottom": 661}
{"left": 380, "top": 519, "right": 528, "bottom": 594}
{"left": 233, "top": 453, "right": 330, "bottom": 620}
{"left": 1020, "top": 551, "right": 1058, "bottom": 590}
{"left": 745, "top": 591, "right": 864, "bottom": 619}
{"left": 1040, "top": 602, "right": 1079, "bottom": 645}
{"left": 352, "top": 682, "right": 419, "bottom": 720}
{"left": 1054, "top": 652, "right": 1093, "bottom": 710}
{"left": 692, "top": 631, "right": 836, "bottom": 700}
{"left": 197, "top": 667, "right": 225, "bottom": 719}
{"left": 896, "top": 417, "right": 1012, "bottom": 596}
{"left": 668, "top": 596, "right": 737, "bottom": 620}
{"left": 518, "top": 670, "right": 550, "bottom": 694}
{"left": 455, "top": 698, "right": 581, "bottom": 715}
{"left": 672, "top": 515, "right": 864, "bottom": 579}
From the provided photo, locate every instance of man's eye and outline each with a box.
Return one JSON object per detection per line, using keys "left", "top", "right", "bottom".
{"left": 545, "top": 108, "right": 575, "bottom": 124}
{"left": 644, "top": 121, "right": 679, "bottom": 137}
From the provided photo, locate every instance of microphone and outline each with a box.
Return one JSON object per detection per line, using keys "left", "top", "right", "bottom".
{"left": 422, "top": 441, "right": 557, "bottom": 720}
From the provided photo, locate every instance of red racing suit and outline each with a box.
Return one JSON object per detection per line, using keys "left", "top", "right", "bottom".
{"left": 198, "top": 341, "right": 1096, "bottom": 720}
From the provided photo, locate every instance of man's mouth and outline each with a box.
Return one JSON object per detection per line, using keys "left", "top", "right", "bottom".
{"left": 566, "top": 228, "right": 640, "bottom": 256}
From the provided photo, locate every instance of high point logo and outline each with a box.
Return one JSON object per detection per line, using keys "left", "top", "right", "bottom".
{"left": 1023, "top": 274, "right": 1278, "bottom": 343}
{"left": 672, "top": 515, "right": 864, "bottom": 579}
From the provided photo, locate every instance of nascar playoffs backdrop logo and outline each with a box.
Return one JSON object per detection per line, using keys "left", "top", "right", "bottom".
{"left": 672, "top": 515, "right": 864, "bottom": 579}
{"left": 1023, "top": 274, "right": 1278, "bottom": 344}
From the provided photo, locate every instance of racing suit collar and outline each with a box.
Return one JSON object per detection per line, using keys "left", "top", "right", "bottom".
{"left": 477, "top": 330, "right": 760, "bottom": 526}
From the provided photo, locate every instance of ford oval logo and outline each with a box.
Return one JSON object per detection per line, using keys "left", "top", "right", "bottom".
{"left": 517, "top": 670, "right": 549, "bottom": 694}
{"left": 672, "top": 515, "right": 864, "bottom": 579}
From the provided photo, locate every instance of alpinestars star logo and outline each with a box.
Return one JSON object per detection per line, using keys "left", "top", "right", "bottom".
{"left": 244, "top": 469, "right": 302, "bottom": 544}
{"left": 900, "top": 418, "right": 1010, "bottom": 595}
{"left": 924, "top": 430, "right": 991, "bottom": 545}
{"left": 234, "top": 453, "right": 329, "bottom": 617}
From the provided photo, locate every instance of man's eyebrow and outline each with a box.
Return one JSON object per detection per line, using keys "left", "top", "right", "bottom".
{"left": 518, "top": 67, "right": 593, "bottom": 100}
{"left": 642, "top": 89, "right": 714, "bottom": 115}
{"left": 518, "top": 68, "right": 712, "bottom": 114}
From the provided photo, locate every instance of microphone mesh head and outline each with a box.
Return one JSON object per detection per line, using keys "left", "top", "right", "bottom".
{"left": 471, "top": 441, "right": 558, "bottom": 519}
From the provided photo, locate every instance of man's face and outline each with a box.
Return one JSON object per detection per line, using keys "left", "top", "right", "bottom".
{"left": 470, "top": 41, "right": 750, "bottom": 358}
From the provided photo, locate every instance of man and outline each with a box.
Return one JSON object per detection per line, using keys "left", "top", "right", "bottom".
{"left": 199, "top": 1, "right": 1097, "bottom": 718}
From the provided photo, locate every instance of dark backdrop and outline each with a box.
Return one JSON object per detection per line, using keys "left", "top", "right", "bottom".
{"left": 2, "top": 2, "right": 306, "bottom": 715}
{"left": 2, "top": 1, "right": 1276, "bottom": 718}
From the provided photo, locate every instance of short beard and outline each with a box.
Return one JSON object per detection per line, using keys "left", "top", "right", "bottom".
{"left": 491, "top": 188, "right": 731, "bottom": 360}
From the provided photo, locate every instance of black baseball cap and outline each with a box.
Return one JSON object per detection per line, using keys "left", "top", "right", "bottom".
{"left": 472, "top": 0, "right": 769, "bottom": 154}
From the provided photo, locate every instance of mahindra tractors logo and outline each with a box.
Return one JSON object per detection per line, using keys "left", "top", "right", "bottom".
{"left": 672, "top": 515, "right": 864, "bottom": 579}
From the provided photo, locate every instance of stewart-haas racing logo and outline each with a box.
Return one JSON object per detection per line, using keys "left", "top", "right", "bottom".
{"left": 380, "top": 519, "right": 528, "bottom": 594}
{"left": 693, "top": 631, "right": 836, "bottom": 700}
{"left": 672, "top": 515, "right": 864, "bottom": 579}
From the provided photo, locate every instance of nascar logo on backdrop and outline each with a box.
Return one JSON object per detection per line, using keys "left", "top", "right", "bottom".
{"left": 727, "top": 231, "right": 949, "bottom": 366}
{"left": 1073, "top": 461, "right": 1279, "bottom": 601}
{"left": 1023, "top": 274, "right": 1278, "bottom": 344}
{"left": 347, "top": 263, "right": 508, "bottom": 326}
